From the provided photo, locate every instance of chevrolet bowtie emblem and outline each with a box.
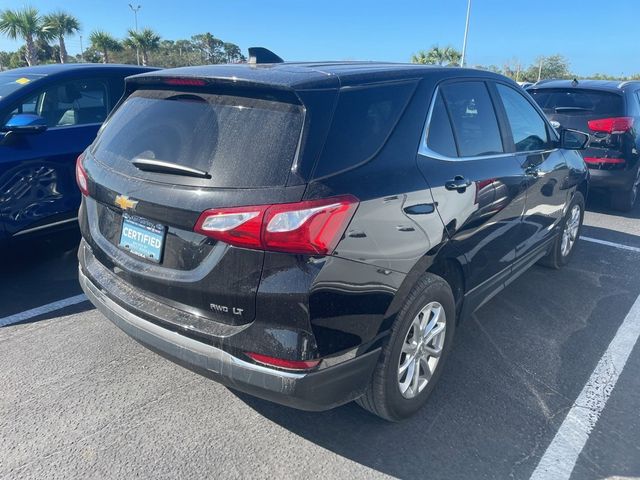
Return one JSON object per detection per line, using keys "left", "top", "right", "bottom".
{"left": 114, "top": 195, "right": 138, "bottom": 210}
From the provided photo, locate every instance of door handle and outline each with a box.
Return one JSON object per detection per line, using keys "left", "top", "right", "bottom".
{"left": 525, "top": 166, "right": 540, "bottom": 177}
{"left": 445, "top": 175, "right": 472, "bottom": 192}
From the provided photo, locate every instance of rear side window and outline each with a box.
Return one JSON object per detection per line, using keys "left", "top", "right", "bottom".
{"left": 426, "top": 92, "right": 457, "bottom": 157}
{"left": 91, "top": 89, "right": 304, "bottom": 188}
{"left": 440, "top": 81, "right": 504, "bottom": 157}
{"left": 314, "top": 81, "right": 417, "bottom": 178}
{"left": 496, "top": 84, "right": 549, "bottom": 152}
{"left": 529, "top": 89, "right": 624, "bottom": 117}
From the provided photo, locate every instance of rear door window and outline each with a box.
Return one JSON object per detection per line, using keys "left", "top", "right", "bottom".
{"left": 440, "top": 81, "right": 504, "bottom": 157}
{"left": 91, "top": 89, "right": 304, "bottom": 188}
{"left": 496, "top": 83, "right": 549, "bottom": 152}
{"left": 426, "top": 91, "right": 458, "bottom": 157}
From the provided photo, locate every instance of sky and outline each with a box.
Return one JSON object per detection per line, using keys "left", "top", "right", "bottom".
{"left": 0, "top": 0, "right": 637, "bottom": 76}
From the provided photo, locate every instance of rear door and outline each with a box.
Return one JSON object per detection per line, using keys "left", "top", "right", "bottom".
{"left": 417, "top": 80, "right": 528, "bottom": 309}
{"left": 0, "top": 76, "right": 110, "bottom": 237}
{"left": 494, "top": 82, "right": 569, "bottom": 262}
{"left": 82, "top": 85, "right": 307, "bottom": 326}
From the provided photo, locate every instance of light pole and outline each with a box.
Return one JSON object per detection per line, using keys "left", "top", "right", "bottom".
{"left": 128, "top": 4, "right": 141, "bottom": 66}
{"left": 460, "top": 0, "right": 472, "bottom": 67}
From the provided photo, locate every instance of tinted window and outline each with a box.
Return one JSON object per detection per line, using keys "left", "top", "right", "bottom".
{"left": 529, "top": 89, "right": 624, "bottom": 117}
{"left": 426, "top": 91, "right": 457, "bottom": 157}
{"left": 91, "top": 89, "right": 304, "bottom": 188}
{"left": 314, "top": 81, "right": 416, "bottom": 177}
{"left": 440, "top": 82, "right": 503, "bottom": 157}
{"left": 0, "top": 74, "right": 39, "bottom": 100}
{"left": 8, "top": 78, "right": 109, "bottom": 127}
{"left": 496, "top": 84, "right": 549, "bottom": 152}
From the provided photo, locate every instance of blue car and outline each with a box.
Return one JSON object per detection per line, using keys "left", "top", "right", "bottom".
{"left": 0, "top": 64, "right": 155, "bottom": 243}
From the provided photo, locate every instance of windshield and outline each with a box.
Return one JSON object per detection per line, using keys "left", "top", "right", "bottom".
{"left": 91, "top": 89, "right": 304, "bottom": 188}
{"left": 0, "top": 74, "right": 40, "bottom": 100}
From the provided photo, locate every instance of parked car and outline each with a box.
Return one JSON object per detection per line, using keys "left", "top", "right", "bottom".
{"left": 0, "top": 63, "right": 156, "bottom": 244}
{"left": 78, "top": 58, "right": 589, "bottom": 421}
{"left": 528, "top": 79, "right": 640, "bottom": 211}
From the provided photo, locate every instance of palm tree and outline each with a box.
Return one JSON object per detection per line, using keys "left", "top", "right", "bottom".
{"left": 125, "top": 28, "right": 160, "bottom": 66}
{"left": 43, "top": 11, "right": 80, "bottom": 63}
{"left": 411, "top": 46, "right": 462, "bottom": 66}
{"left": 89, "top": 30, "right": 121, "bottom": 64}
{"left": 0, "top": 7, "right": 51, "bottom": 66}
{"left": 411, "top": 50, "right": 429, "bottom": 65}
{"left": 442, "top": 46, "right": 462, "bottom": 67}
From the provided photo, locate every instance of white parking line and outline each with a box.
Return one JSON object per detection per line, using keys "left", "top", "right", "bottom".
{"left": 529, "top": 293, "right": 640, "bottom": 480}
{"left": 0, "top": 294, "right": 88, "bottom": 328}
{"left": 581, "top": 236, "right": 640, "bottom": 253}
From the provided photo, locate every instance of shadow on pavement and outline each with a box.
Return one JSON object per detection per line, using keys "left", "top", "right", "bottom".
{"left": 232, "top": 242, "right": 640, "bottom": 479}
{"left": 0, "top": 228, "right": 91, "bottom": 321}
{"left": 586, "top": 189, "right": 640, "bottom": 220}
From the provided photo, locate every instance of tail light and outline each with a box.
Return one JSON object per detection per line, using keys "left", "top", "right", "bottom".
{"left": 75, "top": 153, "right": 89, "bottom": 196}
{"left": 194, "top": 195, "right": 359, "bottom": 255}
{"left": 583, "top": 157, "right": 626, "bottom": 165}
{"left": 587, "top": 117, "right": 634, "bottom": 134}
{"left": 245, "top": 352, "right": 320, "bottom": 371}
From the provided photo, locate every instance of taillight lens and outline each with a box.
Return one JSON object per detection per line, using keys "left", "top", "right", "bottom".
{"left": 583, "top": 157, "right": 626, "bottom": 165}
{"left": 245, "top": 352, "right": 320, "bottom": 371}
{"left": 75, "top": 153, "right": 89, "bottom": 196}
{"left": 194, "top": 195, "right": 359, "bottom": 255}
{"left": 587, "top": 117, "right": 634, "bottom": 134}
{"left": 194, "top": 205, "right": 267, "bottom": 249}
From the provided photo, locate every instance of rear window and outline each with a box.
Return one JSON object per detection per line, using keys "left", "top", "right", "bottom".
{"left": 529, "top": 89, "right": 624, "bottom": 117}
{"left": 313, "top": 81, "right": 417, "bottom": 178}
{"left": 91, "top": 89, "right": 304, "bottom": 188}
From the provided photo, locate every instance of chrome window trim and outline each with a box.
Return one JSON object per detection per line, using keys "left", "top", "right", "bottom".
{"left": 419, "top": 84, "right": 557, "bottom": 162}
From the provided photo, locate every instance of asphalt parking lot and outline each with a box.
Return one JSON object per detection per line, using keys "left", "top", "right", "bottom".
{"left": 1, "top": 192, "right": 639, "bottom": 480}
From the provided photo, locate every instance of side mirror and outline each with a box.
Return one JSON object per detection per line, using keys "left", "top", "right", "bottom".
{"left": 560, "top": 128, "right": 589, "bottom": 150}
{"left": 1, "top": 113, "right": 48, "bottom": 134}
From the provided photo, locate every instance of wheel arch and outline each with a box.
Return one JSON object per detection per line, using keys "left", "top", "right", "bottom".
{"left": 380, "top": 241, "right": 468, "bottom": 335}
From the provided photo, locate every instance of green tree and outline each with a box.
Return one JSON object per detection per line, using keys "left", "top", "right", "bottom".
{"left": 222, "top": 42, "right": 244, "bottom": 63}
{"left": 89, "top": 30, "right": 121, "bottom": 64}
{"left": 526, "top": 54, "right": 572, "bottom": 81}
{"left": 43, "top": 11, "right": 80, "bottom": 63}
{"left": 125, "top": 28, "right": 160, "bottom": 66}
{"left": 0, "top": 7, "right": 52, "bottom": 66}
{"left": 192, "top": 32, "right": 223, "bottom": 63}
{"left": 411, "top": 45, "right": 461, "bottom": 66}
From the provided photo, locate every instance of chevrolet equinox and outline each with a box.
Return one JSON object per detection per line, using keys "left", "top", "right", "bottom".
{"left": 78, "top": 58, "right": 589, "bottom": 421}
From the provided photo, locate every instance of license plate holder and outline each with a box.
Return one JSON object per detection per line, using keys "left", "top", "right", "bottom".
{"left": 119, "top": 213, "right": 166, "bottom": 263}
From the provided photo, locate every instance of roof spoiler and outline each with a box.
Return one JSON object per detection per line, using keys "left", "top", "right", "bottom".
{"left": 248, "top": 47, "right": 284, "bottom": 65}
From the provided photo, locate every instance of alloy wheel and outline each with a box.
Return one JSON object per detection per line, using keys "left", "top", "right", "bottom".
{"left": 561, "top": 204, "right": 581, "bottom": 257}
{"left": 397, "top": 301, "right": 446, "bottom": 399}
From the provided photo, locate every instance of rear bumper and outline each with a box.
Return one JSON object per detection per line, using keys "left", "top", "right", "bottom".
{"left": 588, "top": 166, "right": 637, "bottom": 191}
{"left": 79, "top": 266, "right": 380, "bottom": 411}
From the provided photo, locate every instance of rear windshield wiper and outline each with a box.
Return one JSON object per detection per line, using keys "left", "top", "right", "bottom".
{"left": 131, "top": 158, "right": 211, "bottom": 179}
{"left": 554, "top": 106, "right": 593, "bottom": 112}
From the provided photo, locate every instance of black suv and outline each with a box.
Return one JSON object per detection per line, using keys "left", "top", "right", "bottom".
{"left": 78, "top": 60, "right": 589, "bottom": 420}
{"left": 528, "top": 80, "right": 640, "bottom": 211}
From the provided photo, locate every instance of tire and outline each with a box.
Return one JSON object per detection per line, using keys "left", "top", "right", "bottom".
{"left": 610, "top": 167, "right": 639, "bottom": 212}
{"left": 539, "top": 191, "right": 585, "bottom": 269}
{"left": 356, "top": 273, "right": 456, "bottom": 421}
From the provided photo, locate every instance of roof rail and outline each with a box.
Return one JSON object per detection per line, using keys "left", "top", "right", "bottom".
{"left": 618, "top": 80, "right": 640, "bottom": 88}
{"left": 248, "top": 47, "right": 284, "bottom": 65}
{"left": 530, "top": 78, "right": 556, "bottom": 88}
